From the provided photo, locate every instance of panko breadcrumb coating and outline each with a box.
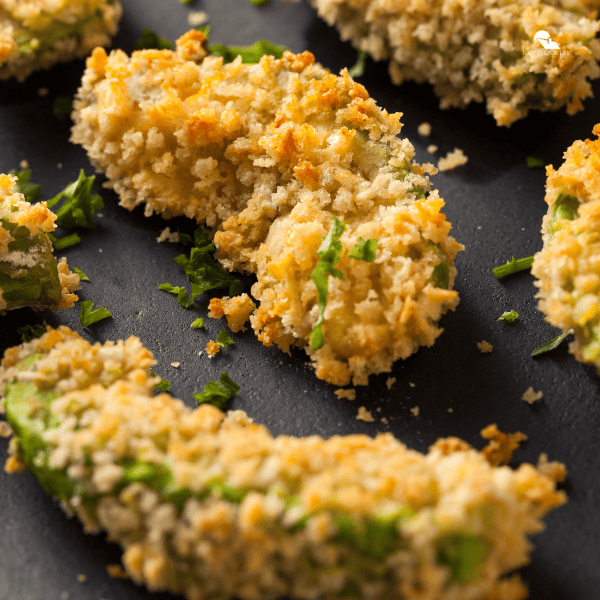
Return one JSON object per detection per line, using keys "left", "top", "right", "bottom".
{"left": 71, "top": 30, "right": 463, "bottom": 387}
{"left": 0, "top": 326, "right": 566, "bottom": 600}
{"left": 285, "top": 0, "right": 600, "bottom": 127}
{"left": 532, "top": 124, "right": 600, "bottom": 368}
{"left": 0, "top": 0, "right": 122, "bottom": 81}
{"left": 0, "top": 173, "right": 80, "bottom": 313}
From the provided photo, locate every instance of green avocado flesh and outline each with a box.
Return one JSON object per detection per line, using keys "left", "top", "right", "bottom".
{"left": 0, "top": 219, "right": 62, "bottom": 310}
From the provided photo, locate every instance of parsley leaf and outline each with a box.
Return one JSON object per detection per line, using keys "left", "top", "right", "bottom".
{"left": 310, "top": 216, "right": 346, "bottom": 351}
{"left": 79, "top": 300, "right": 111, "bottom": 328}
{"left": 193, "top": 371, "right": 240, "bottom": 408}
{"left": 150, "top": 371, "right": 171, "bottom": 391}
{"left": 46, "top": 170, "right": 104, "bottom": 229}
{"left": 180, "top": 0, "right": 194, "bottom": 4}
{"left": 349, "top": 237, "right": 377, "bottom": 262}
{"left": 496, "top": 310, "right": 519, "bottom": 324}
{"left": 531, "top": 330, "right": 572, "bottom": 357}
{"left": 209, "top": 39, "right": 288, "bottom": 64}
{"left": 53, "top": 96, "right": 73, "bottom": 119}
{"left": 250, "top": 0, "right": 269, "bottom": 5}
{"left": 526, "top": 156, "right": 544, "bottom": 168}
{"left": 191, "top": 317, "right": 205, "bottom": 329}
{"left": 72, "top": 267, "right": 90, "bottom": 282}
{"left": 17, "top": 320, "right": 48, "bottom": 342}
{"left": 158, "top": 283, "right": 195, "bottom": 309}
{"left": 492, "top": 256, "right": 534, "bottom": 279}
{"left": 348, "top": 50, "right": 367, "bottom": 78}
{"left": 216, "top": 328, "right": 235, "bottom": 347}
{"left": 135, "top": 28, "right": 174, "bottom": 50}
{"left": 48, "top": 232, "right": 81, "bottom": 250}
{"left": 9, "top": 169, "right": 41, "bottom": 203}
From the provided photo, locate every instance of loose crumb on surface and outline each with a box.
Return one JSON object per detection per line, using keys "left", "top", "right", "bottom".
{"left": 335, "top": 388, "right": 356, "bottom": 400}
{"left": 537, "top": 453, "right": 567, "bottom": 483}
{"left": 448, "top": 407, "right": 454, "bottom": 413}
{"left": 57, "top": 163, "right": 63, "bottom": 169}
{"left": 385, "top": 377, "right": 396, "bottom": 390}
{"left": 380, "top": 417, "right": 388, "bottom": 424}
{"left": 481, "top": 424, "right": 528, "bottom": 466}
{"left": 522, "top": 386, "right": 543, "bottom": 404}
{"left": 171, "top": 362, "right": 180, "bottom": 368}
{"left": 208, "top": 295, "right": 256, "bottom": 332}
{"left": 197, "top": 350, "right": 203, "bottom": 356}
{"left": 106, "top": 564, "right": 127, "bottom": 579}
{"left": 206, "top": 340, "right": 220, "bottom": 358}
{"left": 438, "top": 148, "right": 468, "bottom": 172}
{"left": 477, "top": 340, "right": 493, "bottom": 353}
{"left": 77, "top": 574, "right": 86, "bottom": 583}
{"left": 410, "top": 406, "right": 420, "bottom": 417}
{"left": 0, "top": 421, "right": 12, "bottom": 437}
{"left": 188, "top": 10, "right": 208, "bottom": 26}
{"left": 19, "top": 159, "right": 29, "bottom": 169}
{"left": 356, "top": 406, "right": 375, "bottom": 422}
{"left": 156, "top": 227, "right": 180, "bottom": 243}
{"left": 409, "top": 382, "right": 415, "bottom": 388}
{"left": 37, "top": 87, "right": 49, "bottom": 97}
{"left": 417, "top": 122, "right": 431, "bottom": 137}
{"left": 427, "top": 144, "right": 438, "bottom": 154}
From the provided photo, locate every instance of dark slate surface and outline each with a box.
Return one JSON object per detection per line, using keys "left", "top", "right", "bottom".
{"left": 1, "top": 1, "right": 599, "bottom": 599}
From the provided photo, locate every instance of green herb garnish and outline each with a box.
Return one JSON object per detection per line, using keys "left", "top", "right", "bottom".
{"left": 72, "top": 267, "right": 89, "bottom": 282}
{"left": 135, "top": 28, "right": 174, "bottom": 50}
{"left": 250, "top": 0, "right": 269, "bottom": 4}
{"left": 17, "top": 320, "right": 48, "bottom": 342}
{"left": 209, "top": 39, "right": 288, "bottom": 64}
{"left": 150, "top": 371, "right": 171, "bottom": 391}
{"left": 79, "top": 300, "right": 111, "bottom": 328}
{"left": 496, "top": 310, "right": 519, "bottom": 324}
{"left": 193, "top": 371, "right": 240, "bottom": 408}
{"left": 47, "top": 232, "right": 81, "bottom": 250}
{"left": 309, "top": 216, "right": 346, "bottom": 351}
{"left": 349, "top": 237, "right": 376, "bottom": 262}
{"left": 526, "top": 156, "right": 544, "bottom": 168}
{"left": 492, "top": 256, "right": 534, "bottom": 279}
{"left": 216, "top": 328, "right": 235, "bottom": 347}
{"left": 53, "top": 97, "right": 73, "bottom": 119}
{"left": 191, "top": 317, "right": 205, "bottom": 329}
{"left": 531, "top": 330, "right": 572, "bottom": 357}
{"left": 348, "top": 50, "right": 367, "bottom": 78}
{"left": 9, "top": 169, "right": 41, "bottom": 203}
{"left": 180, "top": 0, "right": 194, "bottom": 4}
{"left": 158, "top": 283, "right": 195, "bottom": 309}
{"left": 436, "top": 534, "right": 489, "bottom": 584}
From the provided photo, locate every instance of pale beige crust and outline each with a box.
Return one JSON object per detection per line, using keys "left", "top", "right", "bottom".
{"left": 0, "top": 327, "right": 567, "bottom": 600}
{"left": 71, "top": 31, "right": 463, "bottom": 386}
{"left": 285, "top": 0, "right": 600, "bottom": 126}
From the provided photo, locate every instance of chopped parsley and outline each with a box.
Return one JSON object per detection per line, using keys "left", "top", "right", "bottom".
{"left": 349, "top": 237, "right": 377, "bottom": 262}
{"left": 348, "top": 50, "right": 367, "bottom": 78}
{"left": 135, "top": 28, "right": 174, "bottom": 50}
{"left": 180, "top": 0, "right": 194, "bottom": 3}
{"left": 9, "top": 169, "right": 41, "bottom": 203}
{"left": 79, "top": 300, "right": 111, "bottom": 328}
{"left": 17, "top": 320, "right": 48, "bottom": 342}
{"left": 150, "top": 371, "right": 171, "bottom": 391}
{"left": 53, "top": 96, "right": 73, "bottom": 119}
{"left": 48, "top": 232, "right": 81, "bottom": 250}
{"left": 250, "top": 0, "right": 269, "bottom": 4}
{"left": 310, "top": 216, "right": 346, "bottom": 351}
{"left": 492, "top": 256, "right": 534, "bottom": 279}
{"left": 526, "top": 156, "right": 544, "bottom": 168}
{"left": 194, "top": 371, "right": 240, "bottom": 409}
{"left": 72, "top": 267, "right": 90, "bottom": 282}
{"left": 216, "top": 328, "right": 235, "bottom": 347}
{"left": 46, "top": 170, "right": 104, "bottom": 229}
{"left": 158, "top": 283, "right": 195, "bottom": 309}
{"left": 191, "top": 317, "right": 205, "bottom": 329}
{"left": 531, "top": 330, "right": 572, "bottom": 357}
{"left": 497, "top": 310, "right": 519, "bottom": 324}
{"left": 209, "top": 39, "right": 288, "bottom": 64}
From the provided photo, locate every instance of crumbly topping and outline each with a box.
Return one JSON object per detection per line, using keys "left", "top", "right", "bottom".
{"left": 334, "top": 388, "right": 356, "bottom": 400}
{"left": 522, "top": 386, "right": 543, "bottom": 404}
{"left": 438, "top": 148, "right": 468, "bottom": 172}
{"left": 477, "top": 340, "right": 493, "bottom": 353}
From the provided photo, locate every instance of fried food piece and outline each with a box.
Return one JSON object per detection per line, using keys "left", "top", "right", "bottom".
{"left": 285, "top": 0, "right": 600, "bottom": 127}
{"left": 71, "top": 30, "right": 462, "bottom": 386}
{"left": 0, "top": 326, "right": 566, "bottom": 600}
{"left": 0, "top": 173, "right": 79, "bottom": 313}
{"left": 532, "top": 124, "right": 600, "bottom": 368}
{"left": 0, "top": 0, "right": 122, "bottom": 81}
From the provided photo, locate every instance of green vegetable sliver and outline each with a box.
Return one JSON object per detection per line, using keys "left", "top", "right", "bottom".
{"left": 531, "top": 330, "right": 573, "bottom": 357}
{"left": 436, "top": 533, "right": 489, "bottom": 584}
{"left": 492, "top": 256, "right": 534, "bottom": 279}
{"left": 548, "top": 193, "right": 580, "bottom": 239}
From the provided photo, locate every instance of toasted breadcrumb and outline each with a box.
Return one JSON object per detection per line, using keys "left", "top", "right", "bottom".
{"left": 19, "top": 159, "right": 29, "bottom": 169}
{"left": 188, "top": 11, "right": 208, "bottom": 26}
{"left": 206, "top": 340, "right": 220, "bottom": 358}
{"left": 427, "top": 145, "right": 438, "bottom": 154}
{"left": 356, "top": 405, "right": 375, "bottom": 422}
{"left": 438, "top": 148, "right": 468, "bottom": 172}
{"left": 171, "top": 362, "right": 180, "bottom": 368}
{"left": 0, "top": 420, "right": 11, "bottom": 437}
{"left": 522, "top": 386, "right": 543, "bottom": 404}
{"left": 334, "top": 388, "right": 356, "bottom": 400}
{"left": 156, "top": 227, "right": 179, "bottom": 243}
{"left": 77, "top": 574, "right": 86, "bottom": 583}
{"left": 409, "top": 382, "right": 415, "bottom": 387}
{"left": 481, "top": 424, "right": 528, "bottom": 466}
{"left": 410, "top": 406, "right": 420, "bottom": 417}
{"left": 37, "top": 87, "right": 48, "bottom": 97}
{"left": 537, "top": 452, "right": 567, "bottom": 483}
{"left": 417, "top": 122, "right": 431, "bottom": 137}
{"left": 380, "top": 417, "right": 388, "bottom": 424}
{"left": 477, "top": 340, "right": 493, "bottom": 353}
{"left": 208, "top": 295, "right": 256, "bottom": 333}
{"left": 106, "top": 564, "right": 127, "bottom": 579}
{"left": 385, "top": 377, "right": 396, "bottom": 390}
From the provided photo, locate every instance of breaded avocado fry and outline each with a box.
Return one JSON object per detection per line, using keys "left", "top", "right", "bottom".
{"left": 0, "top": 326, "right": 566, "bottom": 600}
{"left": 0, "top": 0, "right": 122, "bottom": 81}
{"left": 532, "top": 124, "right": 600, "bottom": 367}
{"left": 71, "top": 30, "right": 463, "bottom": 386}
{"left": 0, "top": 173, "right": 79, "bottom": 313}
{"left": 284, "top": 0, "right": 600, "bottom": 126}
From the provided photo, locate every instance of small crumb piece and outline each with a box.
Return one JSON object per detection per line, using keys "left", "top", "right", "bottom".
{"left": 417, "top": 122, "right": 431, "bottom": 137}
{"left": 380, "top": 417, "right": 388, "bottom": 424}
{"left": 188, "top": 10, "right": 208, "bottom": 26}
{"left": 156, "top": 227, "right": 180, "bottom": 243}
{"left": 477, "top": 340, "right": 493, "bottom": 353}
{"left": 37, "top": 87, "right": 49, "bottom": 97}
{"left": 209, "top": 294, "right": 256, "bottom": 332}
{"left": 408, "top": 382, "right": 415, "bottom": 388}
{"left": 77, "top": 574, "right": 86, "bottom": 583}
{"left": 206, "top": 340, "right": 221, "bottom": 358}
{"left": 171, "top": 362, "right": 180, "bottom": 368}
{"left": 537, "top": 453, "right": 567, "bottom": 483}
{"left": 198, "top": 350, "right": 203, "bottom": 356}
{"left": 19, "top": 159, "right": 29, "bottom": 169}
{"left": 522, "top": 386, "right": 543, "bottom": 404}
{"left": 427, "top": 144, "right": 438, "bottom": 154}
{"left": 99, "top": 248, "right": 103, "bottom": 253}
{"left": 481, "top": 423, "right": 528, "bottom": 466}
{"left": 356, "top": 406, "right": 375, "bottom": 422}
{"left": 0, "top": 421, "right": 12, "bottom": 437}
{"left": 385, "top": 377, "right": 396, "bottom": 390}
{"left": 57, "top": 163, "right": 62, "bottom": 169}
{"left": 438, "top": 148, "right": 468, "bottom": 172}
{"left": 106, "top": 564, "right": 127, "bottom": 579}
{"left": 410, "top": 406, "right": 420, "bottom": 417}
{"left": 448, "top": 407, "right": 454, "bottom": 413}
{"left": 335, "top": 388, "right": 356, "bottom": 400}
